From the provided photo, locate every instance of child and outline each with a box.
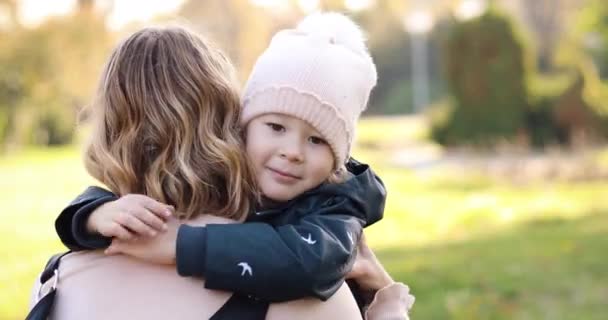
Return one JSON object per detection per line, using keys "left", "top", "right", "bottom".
{"left": 55, "top": 13, "right": 409, "bottom": 318}
{"left": 29, "top": 24, "right": 378, "bottom": 320}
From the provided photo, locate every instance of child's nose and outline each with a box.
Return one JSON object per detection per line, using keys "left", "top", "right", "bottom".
{"left": 279, "top": 143, "right": 304, "bottom": 162}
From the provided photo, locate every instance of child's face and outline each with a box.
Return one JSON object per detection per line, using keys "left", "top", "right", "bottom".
{"left": 246, "top": 113, "right": 334, "bottom": 202}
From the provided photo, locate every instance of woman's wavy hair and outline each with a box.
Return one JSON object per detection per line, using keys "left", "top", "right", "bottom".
{"left": 84, "top": 25, "right": 258, "bottom": 221}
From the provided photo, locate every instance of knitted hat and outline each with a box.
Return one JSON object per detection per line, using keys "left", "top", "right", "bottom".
{"left": 241, "top": 12, "right": 377, "bottom": 168}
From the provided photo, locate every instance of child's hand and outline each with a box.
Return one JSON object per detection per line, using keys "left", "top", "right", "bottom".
{"left": 349, "top": 233, "right": 415, "bottom": 318}
{"left": 87, "top": 194, "right": 173, "bottom": 241}
{"left": 104, "top": 217, "right": 180, "bottom": 265}
{"left": 347, "top": 233, "right": 394, "bottom": 291}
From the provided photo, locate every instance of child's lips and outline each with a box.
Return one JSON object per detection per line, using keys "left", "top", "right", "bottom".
{"left": 267, "top": 167, "right": 301, "bottom": 181}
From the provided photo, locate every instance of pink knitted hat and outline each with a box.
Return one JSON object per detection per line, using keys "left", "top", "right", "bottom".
{"left": 241, "top": 12, "right": 377, "bottom": 168}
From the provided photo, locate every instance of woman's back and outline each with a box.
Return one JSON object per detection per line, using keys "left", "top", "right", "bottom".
{"left": 51, "top": 251, "right": 231, "bottom": 320}
{"left": 41, "top": 215, "right": 362, "bottom": 320}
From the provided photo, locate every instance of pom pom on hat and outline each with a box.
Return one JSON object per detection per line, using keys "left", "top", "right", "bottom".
{"left": 296, "top": 12, "right": 369, "bottom": 57}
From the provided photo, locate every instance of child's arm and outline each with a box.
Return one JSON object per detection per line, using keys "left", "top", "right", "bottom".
{"left": 176, "top": 162, "right": 386, "bottom": 302}
{"left": 55, "top": 186, "right": 171, "bottom": 250}
{"left": 55, "top": 186, "right": 117, "bottom": 250}
{"left": 61, "top": 161, "right": 386, "bottom": 303}
{"left": 177, "top": 212, "right": 365, "bottom": 302}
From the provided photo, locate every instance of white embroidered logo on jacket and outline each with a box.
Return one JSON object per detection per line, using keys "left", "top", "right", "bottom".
{"left": 347, "top": 231, "right": 354, "bottom": 245}
{"left": 238, "top": 262, "right": 253, "bottom": 276}
{"left": 301, "top": 233, "right": 317, "bottom": 245}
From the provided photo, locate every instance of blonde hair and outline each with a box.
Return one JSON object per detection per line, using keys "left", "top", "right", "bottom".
{"left": 84, "top": 26, "right": 258, "bottom": 221}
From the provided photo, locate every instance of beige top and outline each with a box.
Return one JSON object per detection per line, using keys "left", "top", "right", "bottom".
{"left": 31, "top": 215, "right": 364, "bottom": 320}
{"left": 31, "top": 215, "right": 414, "bottom": 319}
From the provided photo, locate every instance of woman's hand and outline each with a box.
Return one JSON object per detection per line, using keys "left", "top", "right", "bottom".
{"left": 104, "top": 217, "right": 181, "bottom": 265}
{"left": 88, "top": 194, "right": 174, "bottom": 241}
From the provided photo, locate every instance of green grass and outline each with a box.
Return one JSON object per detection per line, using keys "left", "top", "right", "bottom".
{"left": 378, "top": 214, "right": 608, "bottom": 320}
{"left": 0, "top": 146, "right": 95, "bottom": 318}
{"left": 1, "top": 118, "right": 608, "bottom": 319}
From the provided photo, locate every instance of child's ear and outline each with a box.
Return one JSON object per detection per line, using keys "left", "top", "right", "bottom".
{"left": 327, "top": 166, "right": 347, "bottom": 183}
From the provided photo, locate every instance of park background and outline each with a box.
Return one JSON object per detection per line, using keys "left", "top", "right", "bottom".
{"left": 1, "top": 0, "right": 607, "bottom": 319}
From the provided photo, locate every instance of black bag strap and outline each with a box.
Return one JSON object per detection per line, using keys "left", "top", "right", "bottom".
{"left": 209, "top": 294, "right": 269, "bottom": 320}
{"left": 25, "top": 251, "right": 71, "bottom": 320}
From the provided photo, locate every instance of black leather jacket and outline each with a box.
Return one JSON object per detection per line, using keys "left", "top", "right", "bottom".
{"left": 55, "top": 159, "right": 386, "bottom": 302}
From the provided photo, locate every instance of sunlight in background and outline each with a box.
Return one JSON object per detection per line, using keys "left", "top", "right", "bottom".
{"left": 298, "top": 0, "right": 319, "bottom": 13}
{"left": 18, "top": 0, "right": 75, "bottom": 27}
{"left": 16, "top": 0, "right": 377, "bottom": 30}
{"left": 16, "top": 0, "right": 185, "bottom": 30}
{"left": 0, "top": 6, "right": 11, "bottom": 27}
{"left": 403, "top": 10, "right": 434, "bottom": 34}
{"left": 455, "top": 0, "right": 487, "bottom": 21}
{"left": 105, "top": 0, "right": 186, "bottom": 30}
{"left": 249, "top": 0, "right": 372, "bottom": 13}
{"left": 344, "top": 0, "right": 374, "bottom": 12}
{"left": 251, "top": 0, "right": 318, "bottom": 13}
{"left": 250, "top": 0, "right": 291, "bottom": 11}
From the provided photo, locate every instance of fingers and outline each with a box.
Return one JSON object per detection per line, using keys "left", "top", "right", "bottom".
{"left": 119, "top": 194, "right": 173, "bottom": 219}
{"left": 104, "top": 244, "right": 119, "bottom": 255}
{"left": 105, "top": 240, "right": 127, "bottom": 255}
{"left": 137, "top": 195, "right": 174, "bottom": 219}
{"left": 114, "top": 194, "right": 174, "bottom": 236}
{"left": 131, "top": 207, "right": 168, "bottom": 233}
{"left": 406, "top": 293, "right": 415, "bottom": 310}
{"left": 106, "top": 222, "right": 136, "bottom": 241}
{"left": 116, "top": 211, "right": 159, "bottom": 237}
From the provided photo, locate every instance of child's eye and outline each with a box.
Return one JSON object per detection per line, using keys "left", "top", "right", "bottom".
{"left": 266, "top": 122, "right": 285, "bottom": 132}
{"left": 309, "top": 136, "right": 327, "bottom": 145}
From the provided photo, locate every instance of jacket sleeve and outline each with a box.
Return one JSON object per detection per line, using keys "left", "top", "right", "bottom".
{"left": 344, "top": 158, "right": 386, "bottom": 227}
{"left": 176, "top": 197, "right": 366, "bottom": 302}
{"left": 55, "top": 186, "right": 116, "bottom": 250}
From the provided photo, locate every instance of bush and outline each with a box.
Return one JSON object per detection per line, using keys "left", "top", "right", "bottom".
{"left": 428, "top": 98, "right": 454, "bottom": 145}
{"left": 525, "top": 73, "right": 575, "bottom": 147}
{"left": 0, "top": 12, "right": 109, "bottom": 148}
{"left": 525, "top": 95, "right": 565, "bottom": 147}
{"left": 579, "top": 60, "right": 608, "bottom": 138}
{"left": 439, "top": 10, "right": 530, "bottom": 146}
{"left": 35, "top": 102, "right": 77, "bottom": 146}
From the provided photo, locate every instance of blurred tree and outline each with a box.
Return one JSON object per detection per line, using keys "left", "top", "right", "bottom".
{"left": 0, "top": 36, "right": 19, "bottom": 147}
{"left": 435, "top": 8, "right": 529, "bottom": 146}
{"left": 0, "top": 0, "right": 17, "bottom": 147}
{"left": 178, "top": 0, "right": 273, "bottom": 81}
{"left": 519, "top": 0, "right": 563, "bottom": 72}
{"left": 356, "top": 1, "right": 447, "bottom": 115}
{"left": 180, "top": 0, "right": 450, "bottom": 116}
{"left": 0, "top": 0, "right": 111, "bottom": 148}
{"left": 507, "top": 0, "right": 586, "bottom": 74}
{"left": 566, "top": 0, "right": 608, "bottom": 141}
{"left": 578, "top": 0, "right": 608, "bottom": 78}
{"left": 356, "top": 1, "right": 412, "bottom": 114}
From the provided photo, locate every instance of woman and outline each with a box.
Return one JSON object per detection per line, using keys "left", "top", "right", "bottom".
{"left": 30, "top": 25, "right": 362, "bottom": 319}
{"left": 31, "top": 24, "right": 413, "bottom": 319}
